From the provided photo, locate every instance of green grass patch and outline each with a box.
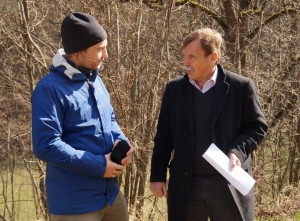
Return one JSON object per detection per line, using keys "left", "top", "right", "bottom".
{"left": 0, "top": 164, "right": 39, "bottom": 221}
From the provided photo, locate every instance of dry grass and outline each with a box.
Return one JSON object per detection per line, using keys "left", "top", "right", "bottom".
{"left": 256, "top": 185, "right": 300, "bottom": 220}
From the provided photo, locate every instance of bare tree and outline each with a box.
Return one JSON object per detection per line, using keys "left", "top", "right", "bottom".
{"left": 0, "top": 0, "right": 299, "bottom": 220}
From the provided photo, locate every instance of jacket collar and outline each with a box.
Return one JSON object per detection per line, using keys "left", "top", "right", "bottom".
{"left": 50, "top": 49, "right": 98, "bottom": 81}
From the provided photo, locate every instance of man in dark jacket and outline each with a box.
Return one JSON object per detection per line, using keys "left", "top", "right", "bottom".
{"left": 150, "top": 28, "right": 268, "bottom": 221}
{"left": 32, "top": 12, "right": 134, "bottom": 221}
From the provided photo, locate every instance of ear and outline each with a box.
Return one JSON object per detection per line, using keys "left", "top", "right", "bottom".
{"left": 76, "top": 51, "right": 83, "bottom": 59}
{"left": 74, "top": 51, "right": 85, "bottom": 63}
{"left": 68, "top": 52, "right": 82, "bottom": 65}
{"left": 210, "top": 52, "right": 219, "bottom": 64}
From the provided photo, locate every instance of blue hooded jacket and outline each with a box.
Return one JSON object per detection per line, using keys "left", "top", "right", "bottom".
{"left": 31, "top": 49, "right": 128, "bottom": 215}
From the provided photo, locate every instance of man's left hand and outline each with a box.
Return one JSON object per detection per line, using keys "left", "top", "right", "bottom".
{"left": 228, "top": 152, "right": 241, "bottom": 171}
{"left": 121, "top": 144, "right": 135, "bottom": 166}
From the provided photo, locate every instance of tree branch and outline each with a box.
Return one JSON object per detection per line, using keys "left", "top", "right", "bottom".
{"left": 248, "top": 8, "right": 297, "bottom": 40}
{"left": 174, "top": 0, "right": 228, "bottom": 30}
{"left": 124, "top": 0, "right": 229, "bottom": 30}
{"left": 270, "top": 55, "right": 300, "bottom": 128}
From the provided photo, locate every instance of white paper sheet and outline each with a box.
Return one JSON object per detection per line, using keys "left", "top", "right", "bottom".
{"left": 202, "top": 143, "right": 255, "bottom": 196}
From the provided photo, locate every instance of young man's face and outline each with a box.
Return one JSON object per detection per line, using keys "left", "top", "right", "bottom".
{"left": 77, "top": 39, "right": 108, "bottom": 70}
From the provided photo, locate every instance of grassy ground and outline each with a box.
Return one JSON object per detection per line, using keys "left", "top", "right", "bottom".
{"left": 1, "top": 165, "right": 300, "bottom": 221}
{"left": 0, "top": 165, "right": 38, "bottom": 221}
{"left": 256, "top": 212, "right": 300, "bottom": 221}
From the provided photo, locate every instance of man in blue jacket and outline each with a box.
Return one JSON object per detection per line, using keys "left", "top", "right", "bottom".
{"left": 32, "top": 12, "right": 134, "bottom": 221}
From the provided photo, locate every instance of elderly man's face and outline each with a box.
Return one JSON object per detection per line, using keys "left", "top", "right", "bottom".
{"left": 183, "top": 39, "right": 217, "bottom": 84}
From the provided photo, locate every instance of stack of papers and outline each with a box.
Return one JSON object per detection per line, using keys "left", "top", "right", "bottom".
{"left": 202, "top": 143, "right": 255, "bottom": 196}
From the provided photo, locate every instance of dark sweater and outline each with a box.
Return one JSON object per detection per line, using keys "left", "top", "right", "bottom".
{"left": 193, "top": 85, "right": 218, "bottom": 175}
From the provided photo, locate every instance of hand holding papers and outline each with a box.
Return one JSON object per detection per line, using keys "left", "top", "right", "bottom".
{"left": 202, "top": 143, "right": 255, "bottom": 196}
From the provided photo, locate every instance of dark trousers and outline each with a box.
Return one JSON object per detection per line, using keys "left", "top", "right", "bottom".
{"left": 185, "top": 175, "right": 242, "bottom": 221}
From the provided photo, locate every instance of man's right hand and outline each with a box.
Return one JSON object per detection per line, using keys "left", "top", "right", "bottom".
{"left": 103, "top": 153, "right": 124, "bottom": 178}
{"left": 150, "top": 182, "right": 167, "bottom": 198}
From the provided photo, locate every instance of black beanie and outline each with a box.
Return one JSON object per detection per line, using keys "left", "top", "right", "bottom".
{"left": 61, "top": 12, "right": 107, "bottom": 54}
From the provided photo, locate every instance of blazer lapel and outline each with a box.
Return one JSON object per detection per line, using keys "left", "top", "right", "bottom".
{"left": 212, "top": 65, "right": 229, "bottom": 125}
{"left": 181, "top": 76, "right": 194, "bottom": 130}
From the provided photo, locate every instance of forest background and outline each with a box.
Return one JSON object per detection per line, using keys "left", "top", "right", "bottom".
{"left": 0, "top": 0, "right": 300, "bottom": 220}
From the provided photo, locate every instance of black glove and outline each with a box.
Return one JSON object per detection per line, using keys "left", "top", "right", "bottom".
{"left": 111, "top": 140, "right": 130, "bottom": 165}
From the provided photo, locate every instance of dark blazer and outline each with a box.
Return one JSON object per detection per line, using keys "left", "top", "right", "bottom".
{"left": 150, "top": 65, "right": 268, "bottom": 221}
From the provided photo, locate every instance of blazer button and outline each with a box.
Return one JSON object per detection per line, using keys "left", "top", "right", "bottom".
{"left": 184, "top": 172, "right": 188, "bottom": 176}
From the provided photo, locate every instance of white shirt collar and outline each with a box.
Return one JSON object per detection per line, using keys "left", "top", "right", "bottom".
{"left": 189, "top": 65, "right": 218, "bottom": 93}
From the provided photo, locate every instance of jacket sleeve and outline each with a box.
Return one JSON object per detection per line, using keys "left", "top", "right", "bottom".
{"left": 150, "top": 83, "right": 174, "bottom": 182}
{"left": 228, "top": 79, "right": 268, "bottom": 163}
{"left": 31, "top": 84, "right": 107, "bottom": 177}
